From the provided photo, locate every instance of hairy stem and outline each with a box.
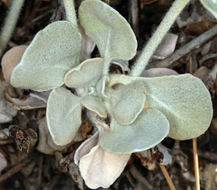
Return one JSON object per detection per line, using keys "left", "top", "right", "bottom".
{"left": 0, "top": 0, "right": 25, "bottom": 56}
{"left": 130, "top": 0, "right": 191, "bottom": 77}
{"left": 63, "top": 0, "right": 77, "bottom": 26}
{"left": 103, "top": 59, "right": 112, "bottom": 76}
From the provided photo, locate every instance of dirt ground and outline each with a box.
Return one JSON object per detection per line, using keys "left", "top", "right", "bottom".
{"left": 0, "top": 0, "right": 217, "bottom": 189}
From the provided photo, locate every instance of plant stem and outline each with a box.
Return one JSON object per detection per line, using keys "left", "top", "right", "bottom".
{"left": 0, "top": 158, "right": 31, "bottom": 183}
{"left": 193, "top": 138, "right": 200, "bottom": 190}
{"left": 103, "top": 59, "right": 112, "bottom": 76}
{"left": 130, "top": 0, "right": 191, "bottom": 77}
{"left": 159, "top": 164, "right": 176, "bottom": 190}
{"left": 0, "top": 0, "right": 25, "bottom": 56}
{"left": 63, "top": 0, "right": 77, "bottom": 26}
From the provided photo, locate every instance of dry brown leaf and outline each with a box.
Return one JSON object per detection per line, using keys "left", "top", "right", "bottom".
{"left": 153, "top": 33, "right": 178, "bottom": 60}
{"left": 194, "top": 66, "right": 211, "bottom": 82}
{"left": 36, "top": 118, "right": 68, "bottom": 155}
{"left": 0, "top": 81, "right": 17, "bottom": 123}
{"left": 79, "top": 24, "right": 95, "bottom": 62}
{"left": 135, "top": 144, "right": 172, "bottom": 171}
{"left": 183, "top": 18, "right": 216, "bottom": 36}
{"left": 74, "top": 132, "right": 99, "bottom": 165}
{"left": 0, "top": 152, "right": 7, "bottom": 173}
{"left": 176, "top": 0, "right": 204, "bottom": 28}
{"left": 69, "top": 163, "right": 85, "bottom": 190}
{"left": 203, "top": 164, "right": 217, "bottom": 190}
{"left": 1, "top": 45, "right": 27, "bottom": 82}
{"left": 141, "top": 68, "right": 178, "bottom": 77}
{"left": 9, "top": 126, "right": 38, "bottom": 152}
{"left": 4, "top": 90, "right": 47, "bottom": 110}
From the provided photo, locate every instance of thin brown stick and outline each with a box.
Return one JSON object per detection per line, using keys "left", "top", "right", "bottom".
{"left": 189, "top": 52, "right": 200, "bottom": 190}
{"left": 0, "top": 158, "right": 31, "bottom": 183}
{"left": 189, "top": 56, "right": 193, "bottom": 74}
{"left": 193, "top": 138, "right": 200, "bottom": 190}
{"left": 0, "top": 139, "right": 13, "bottom": 145}
{"left": 150, "top": 24, "right": 217, "bottom": 68}
{"left": 130, "top": 165, "right": 153, "bottom": 189}
{"left": 159, "top": 164, "right": 176, "bottom": 190}
{"left": 129, "top": 0, "right": 139, "bottom": 37}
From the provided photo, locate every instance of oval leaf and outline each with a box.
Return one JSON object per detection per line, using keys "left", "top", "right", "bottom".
{"left": 109, "top": 74, "right": 213, "bottom": 140}
{"left": 79, "top": 0, "right": 137, "bottom": 60}
{"left": 81, "top": 95, "right": 107, "bottom": 118}
{"left": 10, "top": 21, "right": 81, "bottom": 92}
{"left": 46, "top": 87, "right": 81, "bottom": 146}
{"left": 200, "top": 0, "right": 217, "bottom": 19}
{"left": 108, "top": 81, "right": 146, "bottom": 125}
{"left": 1, "top": 45, "right": 27, "bottom": 82}
{"left": 99, "top": 109, "right": 169, "bottom": 153}
{"left": 64, "top": 58, "right": 104, "bottom": 88}
{"left": 79, "top": 144, "right": 130, "bottom": 189}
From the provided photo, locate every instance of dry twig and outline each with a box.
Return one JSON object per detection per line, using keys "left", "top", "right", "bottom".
{"left": 190, "top": 55, "right": 200, "bottom": 190}
{"left": 193, "top": 138, "right": 200, "bottom": 190}
{"left": 0, "top": 158, "right": 31, "bottom": 183}
{"left": 130, "top": 165, "right": 153, "bottom": 189}
{"left": 159, "top": 164, "right": 176, "bottom": 190}
{"left": 150, "top": 24, "right": 217, "bottom": 68}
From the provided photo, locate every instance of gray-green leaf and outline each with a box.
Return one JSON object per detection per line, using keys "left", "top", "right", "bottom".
{"left": 109, "top": 74, "right": 213, "bottom": 140}
{"left": 81, "top": 95, "right": 107, "bottom": 118}
{"left": 46, "top": 87, "right": 81, "bottom": 146}
{"left": 64, "top": 58, "right": 104, "bottom": 88}
{"left": 10, "top": 21, "right": 81, "bottom": 92}
{"left": 108, "top": 81, "right": 146, "bottom": 125}
{"left": 79, "top": 0, "right": 137, "bottom": 61}
{"left": 200, "top": 0, "right": 217, "bottom": 19}
{"left": 99, "top": 109, "right": 169, "bottom": 154}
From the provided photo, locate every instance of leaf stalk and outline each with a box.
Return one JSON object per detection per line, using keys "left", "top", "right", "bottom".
{"left": 63, "top": 0, "right": 77, "bottom": 26}
{"left": 0, "top": 0, "right": 25, "bottom": 56}
{"left": 130, "top": 0, "right": 191, "bottom": 77}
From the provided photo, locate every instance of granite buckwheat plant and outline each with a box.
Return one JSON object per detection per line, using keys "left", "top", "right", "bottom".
{"left": 1, "top": 0, "right": 216, "bottom": 188}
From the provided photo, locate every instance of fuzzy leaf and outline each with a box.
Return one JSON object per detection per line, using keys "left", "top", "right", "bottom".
{"left": 64, "top": 58, "right": 104, "bottom": 88}
{"left": 1, "top": 45, "right": 27, "bottom": 83}
{"left": 10, "top": 21, "right": 81, "bottom": 92}
{"left": 79, "top": 144, "right": 130, "bottom": 189}
{"left": 46, "top": 87, "right": 81, "bottom": 146}
{"left": 81, "top": 95, "right": 107, "bottom": 118}
{"left": 200, "top": 0, "right": 217, "bottom": 19}
{"left": 79, "top": 0, "right": 137, "bottom": 60}
{"left": 109, "top": 74, "right": 213, "bottom": 140}
{"left": 108, "top": 81, "right": 146, "bottom": 125}
{"left": 99, "top": 109, "right": 169, "bottom": 154}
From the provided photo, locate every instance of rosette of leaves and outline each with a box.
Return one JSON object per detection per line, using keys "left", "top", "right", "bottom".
{"left": 5, "top": 0, "right": 213, "bottom": 188}
{"left": 9, "top": 0, "right": 139, "bottom": 146}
